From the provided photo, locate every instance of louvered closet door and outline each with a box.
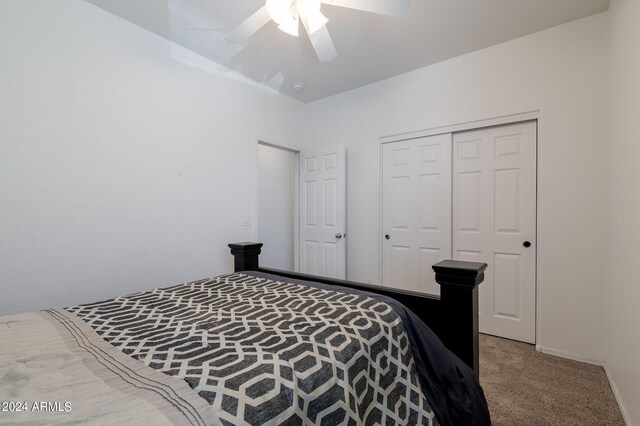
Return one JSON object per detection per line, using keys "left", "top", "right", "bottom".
{"left": 453, "top": 121, "right": 537, "bottom": 344}
{"left": 382, "top": 134, "right": 452, "bottom": 295}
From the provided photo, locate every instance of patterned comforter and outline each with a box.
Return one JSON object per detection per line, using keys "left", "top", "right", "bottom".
{"left": 66, "top": 273, "right": 437, "bottom": 425}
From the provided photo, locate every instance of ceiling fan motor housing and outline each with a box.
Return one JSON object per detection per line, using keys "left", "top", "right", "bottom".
{"left": 228, "top": 0, "right": 408, "bottom": 62}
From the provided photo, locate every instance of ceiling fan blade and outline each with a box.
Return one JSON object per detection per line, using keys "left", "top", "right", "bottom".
{"left": 320, "top": 0, "right": 409, "bottom": 16}
{"left": 302, "top": 19, "right": 337, "bottom": 62}
{"left": 226, "top": 6, "right": 271, "bottom": 43}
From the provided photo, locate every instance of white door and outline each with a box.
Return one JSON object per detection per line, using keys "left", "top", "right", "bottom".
{"left": 453, "top": 121, "right": 537, "bottom": 343}
{"left": 382, "top": 134, "right": 452, "bottom": 295}
{"left": 299, "top": 144, "right": 346, "bottom": 279}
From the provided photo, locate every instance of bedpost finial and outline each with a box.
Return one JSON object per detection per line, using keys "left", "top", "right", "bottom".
{"left": 228, "top": 242, "right": 263, "bottom": 272}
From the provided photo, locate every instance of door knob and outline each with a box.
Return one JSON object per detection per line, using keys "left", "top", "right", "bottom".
{"left": 385, "top": 234, "right": 390, "bottom": 240}
{"left": 335, "top": 233, "right": 343, "bottom": 239}
{"left": 523, "top": 241, "right": 531, "bottom": 248}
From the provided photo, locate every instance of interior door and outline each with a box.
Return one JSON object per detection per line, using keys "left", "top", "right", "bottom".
{"left": 382, "top": 134, "right": 452, "bottom": 295}
{"left": 453, "top": 121, "right": 537, "bottom": 344}
{"left": 299, "top": 144, "right": 346, "bottom": 279}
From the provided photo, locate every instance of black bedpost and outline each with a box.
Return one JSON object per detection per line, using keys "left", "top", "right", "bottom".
{"left": 432, "top": 260, "right": 487, "bottom": 377}
{"left": 228, "top": 242, "right": 263, "bottom": 272}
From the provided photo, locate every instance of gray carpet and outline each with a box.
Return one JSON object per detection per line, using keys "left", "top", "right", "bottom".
{"left": 479, "top": 334, "right": 624, "bottom": 425}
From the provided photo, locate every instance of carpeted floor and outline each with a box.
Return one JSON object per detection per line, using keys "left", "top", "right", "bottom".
{"left": 479, "top": 334, "right": 624, "bottom": 426}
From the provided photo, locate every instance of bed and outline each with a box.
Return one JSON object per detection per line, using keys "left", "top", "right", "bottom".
{"left": 0, "top": 242, "right": 490, "bottom": 425}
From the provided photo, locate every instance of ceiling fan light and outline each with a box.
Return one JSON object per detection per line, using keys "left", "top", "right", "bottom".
{"left": 305, "top": 11, "right": 328, "bottom": 35}
{"left": 278, "top": 14, "right": 299, "bottom": 36}
{"left": 296, "top": 0, "right": 321, "bottom": 19}
{"left": 266, "top": 0, "right": 291, "bottom": 24}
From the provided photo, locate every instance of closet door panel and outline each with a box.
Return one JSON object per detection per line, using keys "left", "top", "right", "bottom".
{"left": 382, "top": 134, "right": 451, "bottom": 295}
{"left": 453, "top": 121, "right": 537, "bottom": 344}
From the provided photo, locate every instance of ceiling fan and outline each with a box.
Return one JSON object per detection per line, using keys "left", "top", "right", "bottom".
{"left": 226, "top": 0, "right": 409, "bottom": 62}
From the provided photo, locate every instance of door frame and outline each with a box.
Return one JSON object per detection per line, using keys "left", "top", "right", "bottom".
{"left": 379, "top": 110, "right": 540, "bottom": 344}
{"left": 255, "top": 137, "right": 300, "bottom": 272}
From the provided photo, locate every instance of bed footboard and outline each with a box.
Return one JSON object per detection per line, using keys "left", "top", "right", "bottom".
{"left": 228, "top": 242, "right": 486, "bottom": 376}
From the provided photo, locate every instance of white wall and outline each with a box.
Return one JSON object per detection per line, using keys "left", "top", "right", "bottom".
{"left": 300, "top": 13, "right": 610, "bottom": 362}
{"left": 606, "top": 0, "right": 640, "bottom": 423}
{"left": 257, "top": 144, "right": 296, "bottom": 270}
{"left": 0, "top": 0, "right": 302, "bottom": 315}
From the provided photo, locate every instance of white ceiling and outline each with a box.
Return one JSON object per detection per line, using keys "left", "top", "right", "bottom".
{"left": 85, "top": 0, "right": 610, "bottom": 103}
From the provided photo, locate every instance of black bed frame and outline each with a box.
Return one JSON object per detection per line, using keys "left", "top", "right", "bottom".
{"left": 229, "top": 242, "right": 487, "bottom": 377}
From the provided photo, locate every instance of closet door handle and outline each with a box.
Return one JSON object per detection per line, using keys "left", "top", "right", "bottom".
{"left": 385, "top": 234, "right": 390, "bottom": 240}
{"left": 523, "top": 241, "right": 531, "bottom": 248}
{"left": 335, "top": 233, "right": 343, "bottom": 239}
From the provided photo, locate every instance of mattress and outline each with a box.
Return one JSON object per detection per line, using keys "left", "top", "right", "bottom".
{"left": 0, "top": 272, "right": 490, "bottom": 425}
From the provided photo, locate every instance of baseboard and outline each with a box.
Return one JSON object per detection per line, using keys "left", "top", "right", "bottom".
{"left": 534, "top": 345, "right": 603, "bottom": 366}
{"left": 602, "top": 361, "right": 632, "bottom": 426}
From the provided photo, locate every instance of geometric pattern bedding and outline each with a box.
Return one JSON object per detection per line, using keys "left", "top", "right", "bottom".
{"left": 66, "top": 273, "right": 437, "bottom": 425}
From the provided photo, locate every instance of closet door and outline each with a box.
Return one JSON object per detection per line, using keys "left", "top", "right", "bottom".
{"left": 453, "top": 121, "right": 537, "bottom": 344}
{"left": 381, "top": 134, "right": 452, "bottom": 295}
